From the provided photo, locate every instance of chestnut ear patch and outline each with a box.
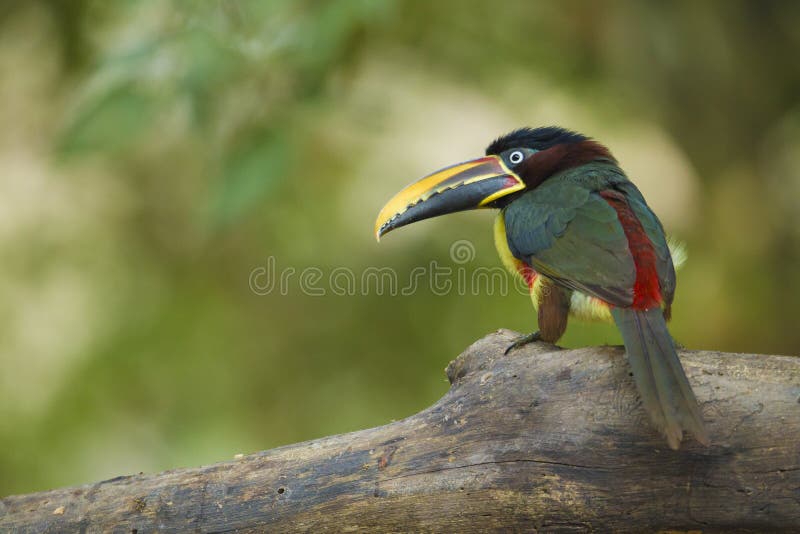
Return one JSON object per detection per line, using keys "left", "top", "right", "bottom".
{"left": 516, "top": 140, "right": 616, "bottom": 190}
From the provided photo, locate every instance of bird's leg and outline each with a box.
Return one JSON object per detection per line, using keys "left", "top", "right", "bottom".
{"left": 505, "top": 280, "right": 570, "bottom": 355}
{"left": 504, "top": 331, "right": 541, "bottom": 355}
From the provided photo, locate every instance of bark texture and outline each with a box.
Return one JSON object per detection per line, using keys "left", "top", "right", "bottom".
{"left": 2, "top": 330, "right": 799, "bottom": 533}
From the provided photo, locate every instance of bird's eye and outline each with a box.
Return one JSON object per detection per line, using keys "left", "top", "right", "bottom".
{"left": 508, "top": 150, "right": 525, "bottom": 165}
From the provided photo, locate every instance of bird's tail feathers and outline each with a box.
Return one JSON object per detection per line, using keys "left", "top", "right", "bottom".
{"left": 611, "top": 307, "right": 709, "bottom": 449}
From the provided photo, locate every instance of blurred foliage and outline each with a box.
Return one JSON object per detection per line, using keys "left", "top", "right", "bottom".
{"left": 0, "top": 0, "right": 798, "bottom": 495}
{"left": 56, "top": 0, "right": 392, "bottom": 222}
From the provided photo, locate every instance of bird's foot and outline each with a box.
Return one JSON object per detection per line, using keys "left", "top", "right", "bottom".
{"left": 504, "top": 331, "right": 541, "bottom": 355}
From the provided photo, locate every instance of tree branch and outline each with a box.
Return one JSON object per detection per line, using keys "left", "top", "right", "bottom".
{"left": 2, "top": 330, "right": 799, "bottom": 532}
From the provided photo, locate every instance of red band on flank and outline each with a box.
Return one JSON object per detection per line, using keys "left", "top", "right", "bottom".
{"left": 600, "top": 190, "right": 662, "bottom": 309}
{"left": 516, "top": 263, "right": 538, "bottom": 289}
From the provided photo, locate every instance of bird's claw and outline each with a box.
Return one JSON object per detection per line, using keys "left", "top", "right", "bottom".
{"left": 504, "top": 331, "right": 541, "bottom": 355}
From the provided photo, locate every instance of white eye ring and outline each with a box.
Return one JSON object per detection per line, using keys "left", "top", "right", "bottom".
{"left": 508, "top": 150, "right": 525, "bottom": 165}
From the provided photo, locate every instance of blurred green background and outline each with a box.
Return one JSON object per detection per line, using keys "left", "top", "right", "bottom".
{"left": 1, "top": 0, "right": 799, "bottom": 496}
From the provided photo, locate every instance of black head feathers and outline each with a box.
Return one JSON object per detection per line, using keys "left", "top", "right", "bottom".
{"left": 486, "top": 127, "right": 589, "bottom": 155}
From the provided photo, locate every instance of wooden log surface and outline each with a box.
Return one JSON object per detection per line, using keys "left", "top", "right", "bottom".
{"left": 2, "top": 330, "right": 799, "bottom": 533}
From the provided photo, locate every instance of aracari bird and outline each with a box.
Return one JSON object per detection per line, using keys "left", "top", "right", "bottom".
{"left": 374, "top": 127, "right": 709, "bottom": 450}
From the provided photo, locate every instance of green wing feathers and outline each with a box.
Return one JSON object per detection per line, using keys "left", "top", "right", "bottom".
{"left": 504, "top": 179, "right": 635, "bottom": 307}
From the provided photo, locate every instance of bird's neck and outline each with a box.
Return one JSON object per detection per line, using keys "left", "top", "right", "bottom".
{"left": 520, "top": 140, "right": 617, "bottom": 189}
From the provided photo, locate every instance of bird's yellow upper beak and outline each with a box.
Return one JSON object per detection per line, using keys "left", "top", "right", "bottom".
{"left": 374, "top": 155, "right": 524, "bottom": 240}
